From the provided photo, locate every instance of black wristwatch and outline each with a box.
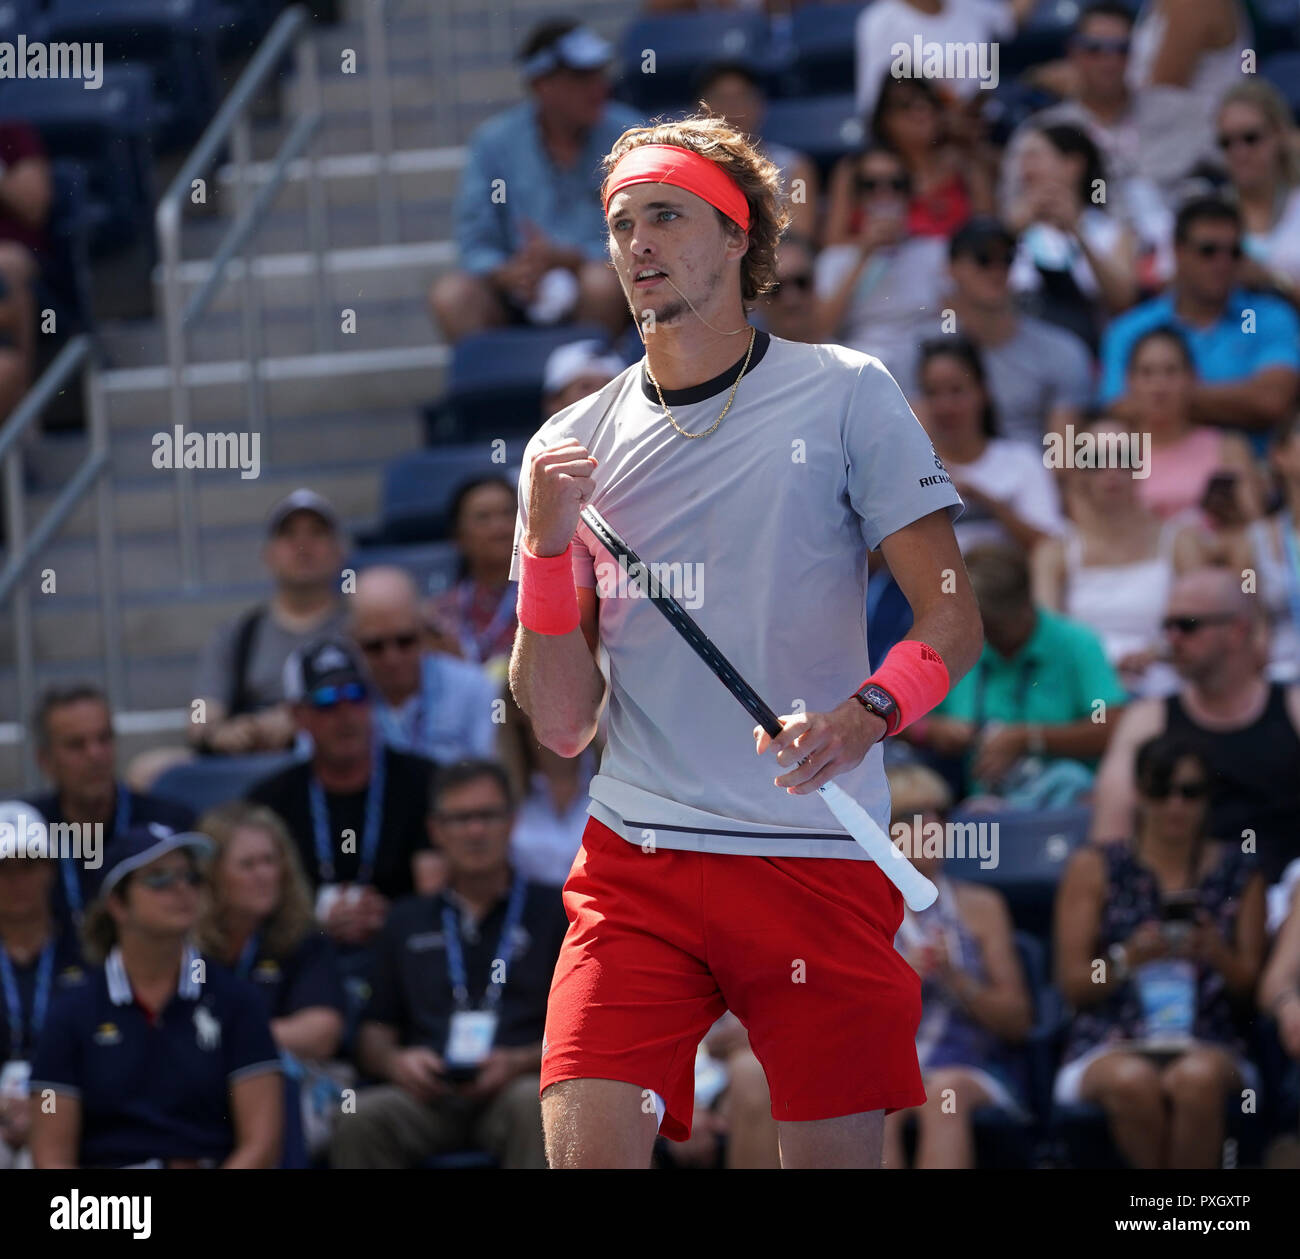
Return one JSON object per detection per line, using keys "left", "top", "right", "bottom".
{"left": 853, "top": 683, "right": 899, "bottom": 735}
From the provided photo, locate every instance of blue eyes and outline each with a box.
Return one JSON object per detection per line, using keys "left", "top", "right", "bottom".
{"left": 613, "top": 210, "right": 678, "bottom": 231}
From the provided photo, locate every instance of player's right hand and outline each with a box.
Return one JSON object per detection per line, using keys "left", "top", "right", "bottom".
{"left": 525, "top": 438, "right": 598, "bottom": 557}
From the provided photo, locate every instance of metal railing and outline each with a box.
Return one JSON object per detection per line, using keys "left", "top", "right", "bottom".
{"left": 156, "top": 4, "right": 323, "bottom": 588}
{"left": 0, "top": 336, "right": 122, "bottom": 788}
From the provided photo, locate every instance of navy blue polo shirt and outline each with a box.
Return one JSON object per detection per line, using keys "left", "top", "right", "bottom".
{"left": 30, "top": 944, "right": 280, "bottom": 1167}
{"left": 363, "top": 877, "right": 568, "bottom": 1053}
{"left": 236, "top": 930, "right": 347, "bottom": 1020}
{"left": 33, "top": 788, "right": 197, "bottom": 931}
{"left": 0, "top": 923, "right": 85, "bottom": 1062}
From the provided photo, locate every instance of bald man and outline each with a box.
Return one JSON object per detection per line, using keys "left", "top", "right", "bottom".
{"left": 1091, "top": 569, "right": 1300, "bottom": 883}
{"left": 350, "top": 567, "right": 500, "bottom": 766}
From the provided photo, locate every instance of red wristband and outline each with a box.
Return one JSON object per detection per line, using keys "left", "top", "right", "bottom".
{"left": 517, "top": 540, "right": 580, "bottom": 635}
{"left": 863, "top": 640, "right": 950, "bottom": 734}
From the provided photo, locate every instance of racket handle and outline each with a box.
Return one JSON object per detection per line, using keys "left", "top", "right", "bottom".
{"left": 816, "top": 781, "right": 938, "bottom": 912}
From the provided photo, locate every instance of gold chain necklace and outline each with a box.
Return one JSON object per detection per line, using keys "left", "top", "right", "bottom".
{"left": 646, "top": 327, "right": 756, "bottom": 440}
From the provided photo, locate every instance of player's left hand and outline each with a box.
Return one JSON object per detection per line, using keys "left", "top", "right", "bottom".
{"left": 754, "top": 700, "right": 886, "bottom": 795}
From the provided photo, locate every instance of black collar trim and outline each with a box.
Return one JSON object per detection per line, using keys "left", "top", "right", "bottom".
{"left": 639, "top": 329, "right": 771, "bottom": 405}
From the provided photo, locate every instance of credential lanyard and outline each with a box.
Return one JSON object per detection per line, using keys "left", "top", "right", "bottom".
{"left": 309, "top": 742, "right": 386, "bottom": 885}
{"left": 0, "top": 941, "right": 55, "bottom": 1059}
{"left": 442, "top": 878, "right": 527, "bottom": 1012}
{"left": 235, "top": 932, "right": 261, "bottom": 980}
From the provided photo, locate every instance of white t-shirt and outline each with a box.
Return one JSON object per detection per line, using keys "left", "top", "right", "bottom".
{"left": 946, "top": 438, "right": 1065, "bottom": 552}
{"left": 1244, "top": 187, "right": 1300, "bottom": 288}
{"left": 510, "top": 333, "right": 963, "bottom": 859}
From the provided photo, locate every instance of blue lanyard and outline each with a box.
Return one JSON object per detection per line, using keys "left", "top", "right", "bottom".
{"left": 456, "top": 580, "right": 517, "bottom": 663}
{"left": 308, "top": 742, "right": 386, "bottom": 885}
{"left": 0, "top": 940, "right": 55, "bottom": 1059}
{"left": 441, "top": 878, "right": 527, "bottom": 1011}
{"left": 1279, "top": 510, "right": 1300, "bottom": 645}
{"left": 60, "top": 785, "right": 129, "bottom": 919}
{"left": 235, "top": 932, "right": 261, "bottom": 979}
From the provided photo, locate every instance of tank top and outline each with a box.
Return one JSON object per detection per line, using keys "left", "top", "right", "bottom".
{"left": 1164, "top": 684, "right": 1300, "bottom": 882}
{"left": 1136, "top": 426, "right": 1224, "bottom": 521}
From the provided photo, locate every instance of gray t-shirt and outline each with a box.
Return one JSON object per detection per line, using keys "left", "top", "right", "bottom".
{"left": 194, "top": 602, "right": 349, "bottom": 713}
{"left": 510, "top": 333, "right": 962, "bottom": 859}
{"left": 967, "top": 313, "right": 1094, "bottom": 447}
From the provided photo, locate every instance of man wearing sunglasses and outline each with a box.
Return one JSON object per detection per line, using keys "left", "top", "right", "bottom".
{"left": 1099, "top": 197, "right": 1300, "bottom": 446}
{"left": 246, "top": 639, "right": 439, "bottom": 950}
{"left": 1092, "top": 568, "right": 1300, "bottom": 886}
{"left": 350, "top": 567, "right": 499, "bottom": 767}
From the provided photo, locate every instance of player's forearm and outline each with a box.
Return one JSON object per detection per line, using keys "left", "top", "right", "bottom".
{"left": 904, "top": 593, "right": 983, "bottom": 691}
{"left": 509, "top": 627, "right": 606, "bottom": 759}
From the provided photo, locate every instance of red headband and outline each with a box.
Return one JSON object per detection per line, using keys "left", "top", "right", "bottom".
{"left": 603, "top": 144, "right": 750, "bottom": 232}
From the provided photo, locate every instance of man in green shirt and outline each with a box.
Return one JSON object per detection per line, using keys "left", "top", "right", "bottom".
{"left": 912, "top": 544, "right": 1128, "bottom": 797}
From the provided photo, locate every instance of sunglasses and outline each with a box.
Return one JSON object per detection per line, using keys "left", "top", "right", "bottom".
{"left": 138, "top": 869, "right": 203, "bottom": 891}
{"left": 856, "top": 175, "right": 909, "bottom": 195}
{"left": 968, "top": 247, "right": 1013, "bottom": 270}
{"left": 435, "top": 807, "right": 511, "bottom": 828}
{"left": 1144, "top": 781, "right": 1209, "bottom": 801}
{"left": 307, "top": 681, "right": 369, "bottom": 709}
{"left": 1217, "top": 129, "right": 1264, "bottom": 151}
{"left": 771, "top": 274, "right": 812, "bottom": 296}
{"left": 1074, "top": 36, "right": 1130, "bottom": 55}
{"left": 1161, "top": 613, "right": 1236, "bottom": 634}
{"left": 1189, "top": 240, "right": 1243, "bottom": 260}
{"left": 359, "top": 632, "right": 419, "bottom": 656}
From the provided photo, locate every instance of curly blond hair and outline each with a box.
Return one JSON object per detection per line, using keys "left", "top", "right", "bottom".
{"left": 600, "top": 113, "right": 790, "bottom": 306}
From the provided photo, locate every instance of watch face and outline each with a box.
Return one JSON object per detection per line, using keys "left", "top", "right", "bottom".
{"left": 859, "top": 685, "right": 896, "bottom": 714}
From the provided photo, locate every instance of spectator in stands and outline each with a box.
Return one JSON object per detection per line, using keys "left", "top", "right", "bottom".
{"left": 1112, "top": 325, "right": 1262, "bottom": 524}
{"left": 0, "top": 120, "right": 51, "bottom": 421}
{"left": 30, "top": 826, "right": 283, "bottom": 1168}
{"left": 331, "top": 759, "right": 567, "bottom": 1169}
{"left": 884, "top": 764, "right": 1032, "bottom": 1169}
{"left": 944, "top": 216, "right": 1095, "bottom": 446}
{"left": 695, "top": 60, "right": 819, "bottom": 241}
{"left": 910, "top": 543, "right": 1127, "bottom": 804}
{"left": 0, "top": 801, "right": 84, "bottom": 1170}
{"left": 1217, "top": 80, "right": 1300, "bottom": 295}
{"left": 196, "top": 802, "right": 345, "bottom": 1061}
{"left": 1032, "top": 416, "right": 1204, "bottom": 698}
{"left": 429, "top": 19, "right": 636, "bottom": 343}
{"left": 913, "top": 337, "right": 1065, "bottom": 553}
{"left": 190, "top": 489, "right": 349, "bottom": 760}
{"left": 1003, "top": 2, "right": 1170, "bottom": 276}
{"left": 754, "top": 235, "right": 821, "bottom": 345}
{"left": 1054, "top": 734, "right": 1266, "bottom": 1169}
{"left": 497, "top": 692, "right": 594, "bottom": 888}
{"left": 31, "top": 684, "right": 195, "bottom": 931}
{"left": 1004, "top": 122, "right": 1139, "bottom": 349}
{"left": 1127, "top": 0, "right": 1250, "bottom": 203}
{"left": 854, "top": 0, "right": 1024, "bottom": 122}
{"left": 1260, "top": 877, "right": 1300, "bottom": 1059}
{"left": 1091, "top": 569, "right": 1300, "bottom": 885}
{"left": 1218, "top": 413, "right": 1300, "bottom": 682}
{"left": 842, "top": 76, "right": 994, "bottom": 241}
{"left": 815, "top": 148, "right": 948, "bottom": 391}
{"left": 246, "top": 639, "right": 439, "bottom": 951}
{"left": 1099, "top": 198, "right": 1300, "bottom": 445}
{"left": 426, "top": 476, "right": 518, "bottom": 677}
{"left": 541, "top": 338, "right": 626, "bottom": 419}
{"left": 351, "top": 566, "right": 499, "bottom": 766}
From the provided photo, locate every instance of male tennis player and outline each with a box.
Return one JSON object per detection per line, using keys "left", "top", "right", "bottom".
{"left": 508, "top": 116, "right": 983, "bottom": 1169}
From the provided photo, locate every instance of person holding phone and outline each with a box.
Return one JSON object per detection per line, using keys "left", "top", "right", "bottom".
{"left": 1054, "top": 734, "right": 1266, "bottom": 1168}
{"left": 332, "top": 760, "right": 567, "bottom": 1169}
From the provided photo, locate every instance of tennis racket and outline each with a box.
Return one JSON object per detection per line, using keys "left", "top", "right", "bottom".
{"left": 579, "top": 504, "right": 938, "bottom": 911}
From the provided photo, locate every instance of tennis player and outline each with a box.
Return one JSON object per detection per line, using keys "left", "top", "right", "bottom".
{"left": 508, "top": 116, "right": 984, "bottom": 1169}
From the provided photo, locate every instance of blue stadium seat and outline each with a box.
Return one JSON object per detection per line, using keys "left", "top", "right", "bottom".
{"left": 366, "top": 446, "right": 523, "bottom": 547}
{"left": 782, "top": 2, "right": 866, "bottom": 98}
{"left": 1262, "top": 51, "right": 1300, "bottom": 120}
{"left": 350, "top": 540, "right": 463, "bottom": 599}
{"left": 615, "top": 10, "right": 771, "bottom": 112}
{"left": 760, "top": 95, "right": 866, "bottom": 176}
{"left": 0, "top": 0, "right": 48, "bottom": 41}
{"left": 432, "top": 324, "right": 610, "bottom": 440}
{"left": 942, "top": 806, "right": 1091, "bottom": 942}
{"left": 1001, "top": 0, "right": 1081, "bottom": 79}
{"left": 37, "top": 160, "right": 95, "bottom": 338}
{"left": 0, "top": 63, "right": 157, "bottom": 258}
{"left": 44, "top": 0, "right": 222, "bottom": 150}
{"left": 1255, "top": 0, "right": 1300, "bottom": 56}
{"left": 153, "top": 751, "right": 301, "bottom": 816}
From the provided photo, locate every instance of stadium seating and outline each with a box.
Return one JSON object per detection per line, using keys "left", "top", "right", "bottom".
{"left": 1001, "top": 0, "right": 1083, "bottom": 79}
{"left": 153, "top": 750, "right": 301, "bottom": 816}
{"left": 760, "top": 95, "right": 865, "bottom": 177}
{"left": 780, "top": 1, "right": 864, "bottom": 99}
{"left": 1255, "top": 0, "right": 1300, "bottom": 55}
{"left": 1261, "top": 50, "right": 1300, "bottom": 120}
{"left": 350, "top": 540, "right": 462, "bottom": 599}
{"left": 37, "top": 160, "right": 96, "bottom": 341}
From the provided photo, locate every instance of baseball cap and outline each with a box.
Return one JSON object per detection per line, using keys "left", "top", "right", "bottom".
{"left": 99, "top": 823, "right": 213, "bottom": 897}
{"left": 543, "top": 339, "right": 627, "bottom": 397}
{"left": 948, "top": 215, "right": 1018, "bottom": 263}
{"left": 0, "top": 799, "right": 50, "bottom": 862}
{"left": 520, "top": 24, "right": 612, "bottom": 79}
{"left": 283, "top": 637, "right": 369, "bottom": 703}
{"left": 266, "top": 488, "right": 340, "bottom": 537}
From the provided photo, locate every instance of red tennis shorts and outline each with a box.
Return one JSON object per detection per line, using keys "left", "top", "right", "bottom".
{"left": 540, "top": 816, "right": 926, "bottom": 1141}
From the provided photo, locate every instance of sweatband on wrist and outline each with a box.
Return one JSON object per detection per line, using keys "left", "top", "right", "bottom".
{"left": 517, "top": 540, "right": 581, "bottom": 635}
{"left": 862, "top": 640, "right": 950, "bottom": 735}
